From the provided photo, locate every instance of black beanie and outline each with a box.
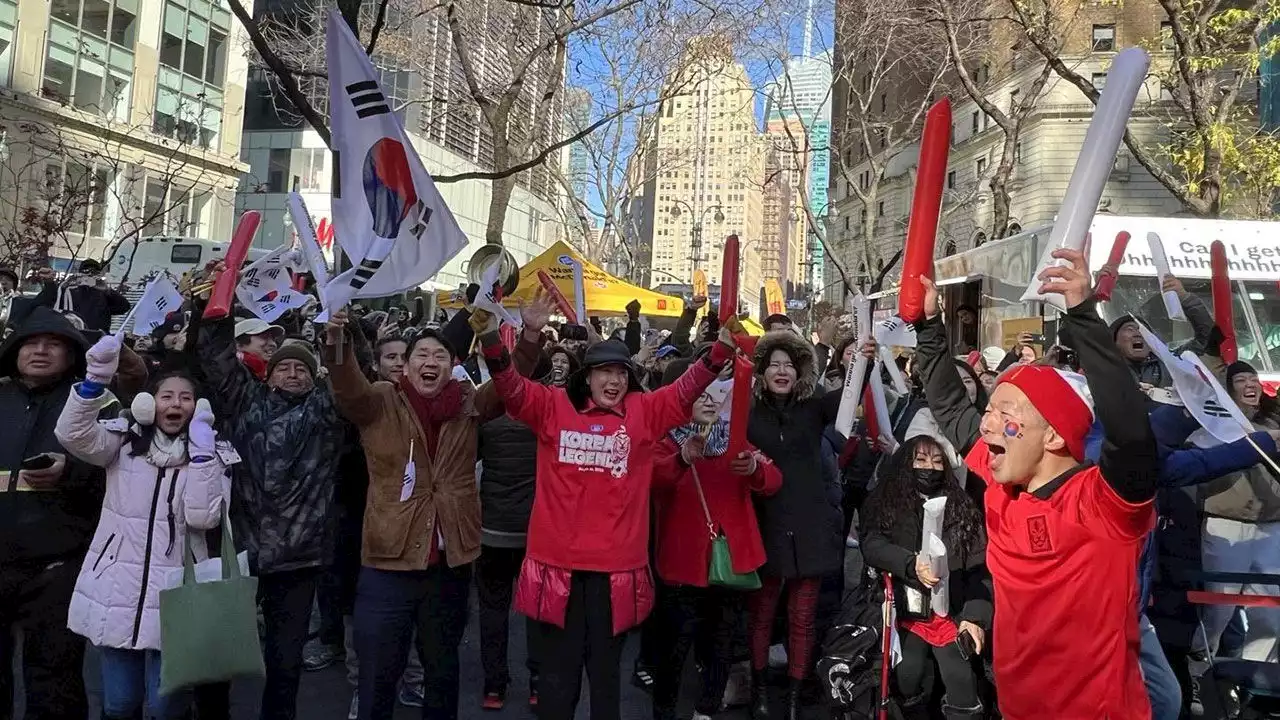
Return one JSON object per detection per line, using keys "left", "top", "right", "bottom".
{"left": 1226, "top": 360, "right": 1257, "bottom": 387}
{"left": 267, "top": 341, "right": 319, "bottom": 378}
{"left": 1109, "top": 315, "right": 1140, "bottom": 339}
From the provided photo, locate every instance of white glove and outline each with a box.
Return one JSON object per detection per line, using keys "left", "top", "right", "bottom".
{"left": 85, "top": 334, "right": 122, "bottom": 385}
{"left": 187, "top": 399, "right": 216, "bottom": 457}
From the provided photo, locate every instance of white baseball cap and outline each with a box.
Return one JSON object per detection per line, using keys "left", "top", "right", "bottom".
{"left": 234, "top": 318, "right": 285, "bottom": 340}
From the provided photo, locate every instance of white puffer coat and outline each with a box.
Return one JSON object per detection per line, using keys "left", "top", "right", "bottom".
{"left": 55, "top": 389, "right": 226, "bottom": 650}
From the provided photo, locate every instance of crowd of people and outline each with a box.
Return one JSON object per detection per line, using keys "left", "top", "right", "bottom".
{"left": 1, "top": 246, "right": 1278, "bottom": 720}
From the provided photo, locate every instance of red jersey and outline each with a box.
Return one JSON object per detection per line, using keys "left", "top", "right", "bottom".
{"left": 967, "top": 439, "right": 1155, "bottom": 720}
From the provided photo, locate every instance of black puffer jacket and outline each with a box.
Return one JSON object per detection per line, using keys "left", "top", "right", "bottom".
{"left": 199, "top": 315, "right": 347, "bottom": 575}
{"left": 477, "top": 415, "right": 537, "bottom": 548}
{"left": 0, "top": 308, "right": 104, "bottom": 564}
{"left": 748, "top": 331, "right": 844, "bottom": 579}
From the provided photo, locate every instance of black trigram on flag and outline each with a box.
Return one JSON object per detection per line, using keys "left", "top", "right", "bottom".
{"left": 346, "top": 80, "right": 391, "bottom": 119}
{"left": 243, "top": 268, "right": 263, "bottom": 289}
{"left": 1202, "top": 398, "right": 1234, "bottom": 419}
{"left": 350, "top": 258, "right": 385, "bottom": 291}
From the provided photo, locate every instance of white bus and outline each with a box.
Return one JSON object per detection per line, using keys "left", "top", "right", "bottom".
{"left": 930, "top": 215, "right": 1280, "bottom": 391}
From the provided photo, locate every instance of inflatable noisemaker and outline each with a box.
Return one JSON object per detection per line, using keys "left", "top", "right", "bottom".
{"left": 1093, "top": 230, "right": 1130, "bottom": 301}
{"left": 1211, "top": 240, "right": 1237, "bottom": 363}
{"left": 1022, "top": 47, "right": 1150, "bottom": 311}
{"left": 719, "top": 235, "right": 740, "bottom": 326}
{"left": 536, "top": 269, "right": 578, "bottom": 324}
{"left": 834, "top": 293, "right": 871, "bottom": 438}
{"left": 897, "top": 98, "right": 951, "bottom": 323}
{"left": 726, "top": 354, "right": 754, "bottom": 459}
{"left": 204, "top": 211, "right": 261, "bottom": 320}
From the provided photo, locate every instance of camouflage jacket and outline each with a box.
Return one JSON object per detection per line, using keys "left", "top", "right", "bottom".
{"left": 199, "top": 316, "right": 346, "bottom": 575}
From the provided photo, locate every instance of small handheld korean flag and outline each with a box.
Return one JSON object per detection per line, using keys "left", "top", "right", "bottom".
{"left": 117, "top": 275, "right": 183, "bottom": 338}
{"left": 236, "top": 246, "right": 311, "bottom": 322}
{"left": 321, "top": 12, "right": 467, "bottom": 319}
{"left": 400, "top": 437, "right": 416, "bottom": 502}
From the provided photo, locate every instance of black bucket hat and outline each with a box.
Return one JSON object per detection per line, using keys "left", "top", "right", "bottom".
{"left": 566, "top": 339, "right": 644, "bottom": 408}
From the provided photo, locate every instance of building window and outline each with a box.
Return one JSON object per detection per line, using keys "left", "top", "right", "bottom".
{"left": 1160, "top": 21, "right": 1175, "bottom": 51}
{"left": 0, "top": 0, "right": 14, "bottom": 87}
{"left": 153, "top": 0, "right": 230, "bottom": 148}
{"left": 1091, "top": 24, "right": 1115, "bottom": 52}
{"left": 976, "top": 157, "right": 987, "bottom": 176}
{"left": 142, "top": 176, "right": 213, "bottom": 237}
{"left": 41, "top": 0, "right": 136, "bottom": 119}
{"left": 40, "top": 158, "right": 115, "bottom": 243}
{"left": 1092, "top": 72, "right": 1108, "bottom": 90}
{"left": 297, "top": 149, "right": 327, "bottom": 192}
{"left": 970, "top": 111, "right": 979, "bottom": 133}
{"left": 1009, "top": 88, "right": 1020, "bottom": 114}
{"left": 1015, "top": 141, "right": 1023, "bottom": 163}
{"left": 876, "top": 201, "right": 884, "bottom": 217}
{"left": 947, "top": 170, "right": 956, "bottom": 189}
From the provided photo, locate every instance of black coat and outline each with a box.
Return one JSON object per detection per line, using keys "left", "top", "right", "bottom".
{"left": 0, "top": 308, "right": 104, "bottom": 565}
{"left": 860, "top": 500, "right": 993, "bottom": 629}
{"left": 477, "top": 414, "right": 537, "bottom": 547}
{"left": 747, "top": 331, "right": 844, "bottom": 579}
{"left": 65, "top": 283, "right": 131, "bottom": 334}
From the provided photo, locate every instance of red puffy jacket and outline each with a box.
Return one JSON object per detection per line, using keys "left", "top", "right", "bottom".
{"left": 485, "top": 343, "right": 722, "bottom": 633}
{"left": 651, "top": 436, "right": 781, "bottom": 587}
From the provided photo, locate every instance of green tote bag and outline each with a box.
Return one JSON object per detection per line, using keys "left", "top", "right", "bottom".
{"left": 158, "top": 510, "right": 265, "bottom": 695}
{"left": 690, "top": 465, "right": 762, "bottom": 591}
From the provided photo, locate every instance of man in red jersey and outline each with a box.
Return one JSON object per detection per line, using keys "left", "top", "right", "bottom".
{"left": 912, "top": 247, "right": 1158, "bottom": 719}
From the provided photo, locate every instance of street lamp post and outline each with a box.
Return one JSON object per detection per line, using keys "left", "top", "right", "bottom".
{"left": 670, "top": 201, "right": 725, "bottom": 271}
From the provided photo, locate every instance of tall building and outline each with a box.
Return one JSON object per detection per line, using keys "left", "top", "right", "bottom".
{"left": 236, "top": 0, "right": 567, "bottom": 289}
{"left": 826, "top": 1, "right": 1214, "bottom": 305}
{"left": 565, "top": 86, "right": 592, "bottom": 200}
{"left": 0, "top": 0, "right": 250, "bottom": 266}
{"left": 640, "top": 36, "right": 765, "bottom": 314}
{"left": 767, "top": 49, "right": 831, "bottom": 301}
{"left": 763, "top": 114, "right": 809, "bottom": 288}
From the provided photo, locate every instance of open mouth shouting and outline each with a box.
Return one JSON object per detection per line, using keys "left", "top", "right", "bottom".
{"left": 987, "top": 442, "right": 1007, "bottom": 472}
{"left": 600, "top": 386, "right": 622, "bottom": 404}
{"left": 420, "top": 367, "right": 441, "bottom": 384}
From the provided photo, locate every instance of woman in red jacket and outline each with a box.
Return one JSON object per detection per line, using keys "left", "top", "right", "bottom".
{"left": 650, "top": 387, "right": 782, "bottom": 720}
{"left": 473, "top": 308, "right": 736, "bottom": 720}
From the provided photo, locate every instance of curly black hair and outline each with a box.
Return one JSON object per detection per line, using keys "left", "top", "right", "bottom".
{"left": 861, "top": 435, "right": 984, "bottom": 560}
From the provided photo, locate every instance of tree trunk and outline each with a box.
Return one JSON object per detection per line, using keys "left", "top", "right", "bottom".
{"left": 486, "top": 174, "right": 515, "bottom": 246}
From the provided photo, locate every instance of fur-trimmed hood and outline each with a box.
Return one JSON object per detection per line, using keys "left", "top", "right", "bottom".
{"left": 752, "top": 330, "right": 817, "bottom": 401}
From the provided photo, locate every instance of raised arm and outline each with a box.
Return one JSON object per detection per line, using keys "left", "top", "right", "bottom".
{"left": 671, "top": 298, "right": 705, "bottom": 355}
{"left": 1162, "top": 430, "right": 1279, "bottom": 489}
{"left": 195, "top": 313, "right": 262, "bottom": 420}
{"left": 913, "top": 278, "right": 982, "bottom": 454}
{"left": 1174, "top": 288, "right": 1215, "bottom": 355}
{"left": 474, "top": 326, "right": 546, "bottom": 422}
{"left": 643, "top": 330, "right": 734, "bottom": 436}
{"left": 320, "top": 313, "right": 382, "bottom": 427}
{"left": 180, "top": 400, "right": 226, "bottom": 531}
{"left": 54, "top": 334, "right": 129, "bottom": 467}
{"left": 1051, "top": 250, "right": 1158, "bottom": 505}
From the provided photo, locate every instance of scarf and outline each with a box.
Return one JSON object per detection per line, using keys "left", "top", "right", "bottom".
{"left": 240, "top": 351, "right": 267, "bottom": 380}
{"left": 399, "top": 375, "right": 464, "bottom": 459}
{"left": 146, "top": 431, "right": 189, "bottom": 468}
{"left": 669, "top": 419, "right": 730, "bottom": 458}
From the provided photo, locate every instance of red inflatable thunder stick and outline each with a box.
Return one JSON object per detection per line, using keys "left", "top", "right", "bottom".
{"left": 1093, "top": 230, "right": 1131, "bottom": 301}
{"left": 719, "top": 234, "right": 740, "bottom": 326}
{"left": 536, "top": 269, "right": 578, "bottom": 325}
{"left": 203, "top": 211, "right": 262, "bottom": 320}
{"left": 896, "top": 98, "right": 951, "bottom": 323}
{"left": 1211, "top": 240, "right": 1237, "bottom": 364}
{"left": 726, "top": 355, "right": 754, "bottom": 459}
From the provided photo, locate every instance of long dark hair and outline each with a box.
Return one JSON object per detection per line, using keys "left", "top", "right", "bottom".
{"left": 127, "top": 370, "right": 202, "bottom": 457}
{"left": 861, "top": 435, "right": 984, "bottom": 560}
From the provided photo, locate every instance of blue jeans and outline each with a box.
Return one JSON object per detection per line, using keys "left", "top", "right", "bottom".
{"left": 354, "top": 564, "right": 472, "bottom": 720}
{"left": 98, "top": 646, "right": 177, "bottom": 719}
{"left": 1139, "top": 614, "right": 1181, "bottom": 720}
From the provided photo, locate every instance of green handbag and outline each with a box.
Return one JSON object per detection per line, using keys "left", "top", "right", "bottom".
{"left": 691, "top": 465, "right": 762, "bottom": 591}
{"left": 158, "top": 509, "right": 265, "bottom": 695}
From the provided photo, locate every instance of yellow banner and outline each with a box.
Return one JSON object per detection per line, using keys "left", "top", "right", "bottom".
{"left": 764, "top": 279, "right": 785, "bottom": 316}
{"left": 693, "top": 269, "right": 708, "bottom": 299}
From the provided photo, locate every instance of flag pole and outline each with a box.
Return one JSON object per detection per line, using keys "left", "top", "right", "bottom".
{"left": 1243, "top": 432, "right": 1280, "bottom": 476}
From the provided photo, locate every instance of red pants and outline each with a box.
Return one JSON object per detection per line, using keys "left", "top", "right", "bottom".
{"left": 747, "top": 575, "right": 820, "bottom": 681}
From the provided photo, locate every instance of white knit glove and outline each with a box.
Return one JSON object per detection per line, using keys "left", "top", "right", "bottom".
{"left": 85, "top": 334, "right": 122, "bottom": 385}
{"left": 187, "top": 399, "right": 216, "bottom": 458}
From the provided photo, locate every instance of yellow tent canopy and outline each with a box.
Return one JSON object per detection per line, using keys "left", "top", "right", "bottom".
{"left": 740, "top": 316, "right": 765, "bottom": 336}
{"left": 437, "top": 241, "right": 685, "bottom": 318}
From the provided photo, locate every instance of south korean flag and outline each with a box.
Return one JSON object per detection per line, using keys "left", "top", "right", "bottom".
{"left": 319, "top": 11, "right": 467, "bottom": 320}
{"left": 128, "top": 275, "right": 183, "bottom": 335}
{"left": 235, "top": 245, "right": 311, "bottom": 322}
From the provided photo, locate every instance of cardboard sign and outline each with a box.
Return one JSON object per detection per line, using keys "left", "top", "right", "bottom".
{"left": 1001, "top": 316, "right": 1045, "bottom": 357}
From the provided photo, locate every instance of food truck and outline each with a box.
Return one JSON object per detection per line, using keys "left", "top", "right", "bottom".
{"left": 927, "top": 215, "right": 1280, "bottom": 391}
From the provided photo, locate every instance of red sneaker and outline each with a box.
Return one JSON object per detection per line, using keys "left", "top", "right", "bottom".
{"left": 482, "top": 691, "right": 505, "bottom": 711}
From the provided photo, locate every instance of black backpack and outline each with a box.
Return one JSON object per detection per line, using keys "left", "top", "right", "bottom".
{"left": 816, "top": 569, "right": 891, "bottom": 719}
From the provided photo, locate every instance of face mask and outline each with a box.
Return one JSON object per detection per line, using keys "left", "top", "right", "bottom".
{"left": 913, "top": 468, "right": 947, "bottom": 496}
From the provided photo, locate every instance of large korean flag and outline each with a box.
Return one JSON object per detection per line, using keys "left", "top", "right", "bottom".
{"left": 321, "top": 12, "right": 466, "bottom": 316}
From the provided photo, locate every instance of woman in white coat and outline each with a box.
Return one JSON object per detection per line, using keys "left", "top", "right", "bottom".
{"left": 55, "top": 334, "right": 226, "bottom": 720}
